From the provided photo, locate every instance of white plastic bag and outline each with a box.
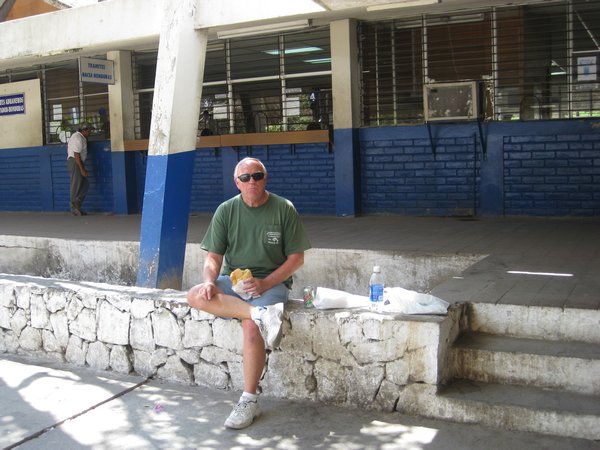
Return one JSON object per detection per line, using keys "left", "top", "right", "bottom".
{"left": 232, "top": 280, "right": 252, "bottom": 300}
{"left": 314, "top": 287, "right": 370, "bottom": 309}
{"left": 383, "top": 286, "right": 449, "bottom": 315}
{"left": 311, "top": 286, "right": 449, "bottom": 315}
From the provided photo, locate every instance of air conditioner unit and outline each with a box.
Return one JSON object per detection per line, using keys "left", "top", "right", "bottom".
{"left": 423, "top": 81, "right": 481, "bottom": 122}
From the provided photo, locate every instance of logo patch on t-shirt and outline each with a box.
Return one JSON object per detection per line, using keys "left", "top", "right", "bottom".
{"left": 266, "top": 231, "right": 281, "bottom": 244}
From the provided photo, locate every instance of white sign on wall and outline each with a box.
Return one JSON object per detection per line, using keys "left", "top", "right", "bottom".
{"left": 80, "top": 57, "right": 115, "bottom": 84}
{"left": 0, "top": 79, "right": 43, "bottom": 149}
{"left": 577, "top": 56, "right": 597, "bottom": 82}
{"left": 285, "top": 96, "right": 300, "bottom": 117}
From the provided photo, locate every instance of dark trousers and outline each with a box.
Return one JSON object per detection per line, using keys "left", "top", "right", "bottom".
{"left": 67, "top": 157, "right": 89, "bottom": 211}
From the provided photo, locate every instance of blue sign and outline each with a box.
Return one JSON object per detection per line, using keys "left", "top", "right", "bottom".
{"left": 0, "top": 93, "right": 25, "bottom": 116}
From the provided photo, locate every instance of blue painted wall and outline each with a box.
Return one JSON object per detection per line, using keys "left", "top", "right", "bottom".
{"left": 358, "top": 119, "right": 600, "bottom": 217}
{"left": 360, "top": 127, "right": 480, "bottom": 216}
{"left": 190, "top": 148, "right": 224, "bottom": 213}
{"left": 503, "top": 133, "right": 600, "bottom": 216}
{"left": 0, "top": 149, "right": 43, "bottom": 211}
{"left": 133, "top": 143, "right": 335, "bottom": 214}
{"left": 0, "top": 141, "right": 113, "bottom": 213}
{"left": 1, "top": 120, "right": 598, "bottom": 217}
{"left": 235, "top": 144, "right": 336, "bottom": 215}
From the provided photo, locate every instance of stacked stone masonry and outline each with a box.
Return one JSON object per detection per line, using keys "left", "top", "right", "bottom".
{"left": 0, "top": 274, "right": 460, "bottom": 411}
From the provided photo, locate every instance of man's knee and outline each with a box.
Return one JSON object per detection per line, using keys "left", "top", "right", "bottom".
{"left": 187, "top": 285, "right": 207, "bottom": 310}
{"left": 242, "top": 319, "right": 262, "bottom": 344}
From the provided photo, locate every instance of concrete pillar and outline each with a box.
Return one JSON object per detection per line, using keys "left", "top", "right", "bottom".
{"left": 137, "top": 0, "right": 208, "bottom": 289}
{"left": 331, "top": 19, "right": 361, "bottom": 217}
{"left": 479, "top": 133, "right": 504, "bottom": 215}
{"left": 107, "top": 50, "right": 136, "bottom": 214}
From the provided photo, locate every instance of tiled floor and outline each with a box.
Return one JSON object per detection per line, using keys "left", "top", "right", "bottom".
{"left": 1, "top": 212, "right": 599, "bottom": 309}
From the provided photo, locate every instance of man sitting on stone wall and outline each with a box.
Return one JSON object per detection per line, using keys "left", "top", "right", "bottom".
{"left": 187, "top": 157, "right": 311, "bottom": 430}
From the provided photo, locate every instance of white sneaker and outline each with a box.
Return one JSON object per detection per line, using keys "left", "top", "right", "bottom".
{"left": 252, "top": 303, "right": 284, "bottom": 350}
{"left": 224, "top": 399, "right": 261, "bottom": 429}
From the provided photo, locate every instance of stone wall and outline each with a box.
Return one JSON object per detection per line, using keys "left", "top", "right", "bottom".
{"left": 0, "top": 273, "right": 462, "bottom": 411}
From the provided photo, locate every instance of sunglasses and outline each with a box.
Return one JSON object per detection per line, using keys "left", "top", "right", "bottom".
{"left": 237, "top": 172, "right": 265, "bottom": 183}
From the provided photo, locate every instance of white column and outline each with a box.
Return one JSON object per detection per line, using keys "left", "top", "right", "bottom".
{"left": 148, "top": 0, "right": 207, "bottom": 157}
{"left": 107, "top": 50, "right": 135, "bottom": 152}
{"left": 107, "top": 50, "right": 136, "bottom": 215}
{"left": 137, "top": 0, "right": 208, "bottom": 289}
{"left": 331, "top": 19, "right": 361, "bottom": 130}
{"left": 331, "top": 19, "right": 361, "bottom": 216}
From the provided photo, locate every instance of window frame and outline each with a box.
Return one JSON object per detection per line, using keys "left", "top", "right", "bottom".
{"left": 359, "top": 0, "right": 600, "bottom": 126}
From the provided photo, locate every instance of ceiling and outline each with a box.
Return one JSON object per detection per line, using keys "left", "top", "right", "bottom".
{"left": 309, "top": 0, "right": 550, "bottom": 21}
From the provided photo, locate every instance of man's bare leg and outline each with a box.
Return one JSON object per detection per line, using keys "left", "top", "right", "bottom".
{"left": 188, "top": 284, "right": 267, "bottom": 392}
{"left": 241, "top": 319, "right": 266, "bottom": 394}
{"left": 188, "top": 282, "right": 284, "bottom": 429}
{"left": 187, "top": 284, "right": 252, "bottom": 319}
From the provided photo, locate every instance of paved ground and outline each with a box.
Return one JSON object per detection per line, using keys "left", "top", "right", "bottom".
{"left": 1, "top": 211, "right": 600, "bottom": 449}
{"left": 2, "top": 354, "right": 598, "bottom": 450}
{"left": 0, "top": 212, "right": 599, "bottom": 309}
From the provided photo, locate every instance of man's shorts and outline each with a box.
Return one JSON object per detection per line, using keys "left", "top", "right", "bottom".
{"left": 215, "top": 275, "right": 289, "bottom": 307}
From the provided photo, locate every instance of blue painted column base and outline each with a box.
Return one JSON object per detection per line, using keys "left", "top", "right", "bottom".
{"left": 334, "top": 127, "right": 361, "bottom": 216}
{"left": 111, "top": 150, "right": 143, "bottom": 214}
{"left": 479, "top": 133, "right": 504, "bottom": 216}
{"left": 137, "top": 150, "right": 196, "bottom": 290}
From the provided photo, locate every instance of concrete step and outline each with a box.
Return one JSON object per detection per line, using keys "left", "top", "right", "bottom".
{"left": 451, "top": 332, "right": 600, "bottom": 395}
{"left": 464, "top": 303, "right": 600, "bottom": 344}
{"left": 399, "top": 380, "right": 600, "bottom": 440}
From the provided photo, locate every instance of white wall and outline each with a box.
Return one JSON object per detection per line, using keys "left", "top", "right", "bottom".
{"left": 0, "top": 79, "right": 43, "bottom": 149}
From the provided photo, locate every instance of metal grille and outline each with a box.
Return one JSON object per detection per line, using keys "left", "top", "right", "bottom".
{"left": 44, "top": 60, "right": 110, "bottom": 143}
{"left": 132, "top": 26, "right": 332, "bottom": 139}
{"left": 360, "top": 0, "right": 600, "bottom": 126}
{"left": 1, "top": 59, "right": 110, "bottom": 144}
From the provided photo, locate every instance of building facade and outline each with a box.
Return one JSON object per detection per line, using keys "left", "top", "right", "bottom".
{"left": 1, "top": 0, "right": 599, "bottom": 287}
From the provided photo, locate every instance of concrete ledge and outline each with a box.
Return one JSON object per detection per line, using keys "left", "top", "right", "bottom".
{"left": 0, "top": 273, "right": 462, "bottom": 411}
{"left": 399, "top": 381, "right": 600, "bottom": 440}
{"left": 451, "top": 333, "right": 600, "bottom": 395}
{"left": 464, "top": 303, "right": 600, "bottom": 344}
{"left": 0, "top": 235, "right": 484, "bottom": 296}
{"left": 123, "top": 130, "right": 331, "bottom": 151}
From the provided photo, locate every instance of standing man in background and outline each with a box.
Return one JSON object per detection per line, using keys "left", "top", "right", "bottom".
{"left": 67, "top": 125, "right": 91, "bottom": 216}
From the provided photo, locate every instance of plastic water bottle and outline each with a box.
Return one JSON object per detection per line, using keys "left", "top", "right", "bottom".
{"left": 369, "top": 265, "right": 384, "bottom": 311}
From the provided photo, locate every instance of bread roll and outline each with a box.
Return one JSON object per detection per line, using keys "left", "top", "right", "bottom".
{"left": 230, "top": 268, "right": 252, "bottom": 285}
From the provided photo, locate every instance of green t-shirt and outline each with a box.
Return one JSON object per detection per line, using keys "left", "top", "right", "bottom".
{"left": 201, "top": 193, "right": 311, "bottom": 288}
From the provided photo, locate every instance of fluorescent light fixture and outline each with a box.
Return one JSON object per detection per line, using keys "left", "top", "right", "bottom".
{"left": 263, "top": 46, "right": 322, "bottom": 56}
{"left": 507, "top": 271, "right": 573, "bottom": 277}
{"left": 367, "top": 0, "right": 440, "bottom": 12}
{"left": 395, "top": 12, "right": 483, "bottom": 28}
{"left": 206, "top": 42, "right": 224, "bottom": 52}
{"left": 303, "top": 57, "right": 332, "bottom": 64}
{"left": 551, "top": 60, "right": 566, "bottom": 76}
{"left": 217, "top": 19, "right": 310, "bottom": 40}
